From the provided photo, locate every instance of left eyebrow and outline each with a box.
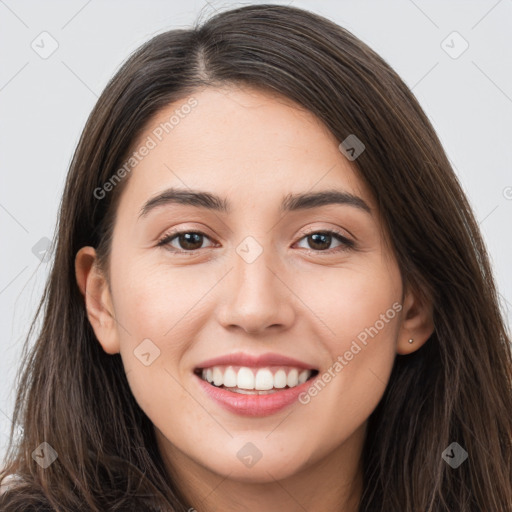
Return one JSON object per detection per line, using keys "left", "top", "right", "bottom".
{"left": 138, "top": 187, "right": 372, "bottom": 219}
{"left": 281, "top": 189, "right": 371, "bottom": 215}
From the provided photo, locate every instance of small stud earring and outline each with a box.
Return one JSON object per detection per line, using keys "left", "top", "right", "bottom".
{"left": 408, "top": 338, "right": 414, "bottom": 344}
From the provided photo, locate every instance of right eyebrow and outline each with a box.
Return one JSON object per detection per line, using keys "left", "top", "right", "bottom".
{"left": 139, "top": 188, "right": 230, "bottom": 219}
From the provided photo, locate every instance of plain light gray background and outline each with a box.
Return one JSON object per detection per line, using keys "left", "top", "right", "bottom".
{"left": 1, "top": 0, "right": 511, "bottom": 462}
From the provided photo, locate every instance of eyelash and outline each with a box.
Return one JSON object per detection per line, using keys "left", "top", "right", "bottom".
{"left": 156, "top": 228, "right": 355, "bottom": 255}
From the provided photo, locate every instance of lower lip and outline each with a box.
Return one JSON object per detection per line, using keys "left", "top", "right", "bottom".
{"left": 194, "top": 373, "right": 318, "bottom": 417}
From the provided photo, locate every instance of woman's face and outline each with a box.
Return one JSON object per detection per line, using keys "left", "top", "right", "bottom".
{"left": 80, "top": 85, "right": 425, "bottom": 486}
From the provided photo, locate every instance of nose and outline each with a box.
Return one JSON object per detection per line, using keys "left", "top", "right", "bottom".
{"left": 215, "top": 243, "right": 296, "bottom": 334}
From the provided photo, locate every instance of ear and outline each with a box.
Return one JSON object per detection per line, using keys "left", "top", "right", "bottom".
{"left": 75, "top": 246, "right": 120, "bottom": 355}
{"left": 396, "top": 282, "right": 435, "bottom": 355}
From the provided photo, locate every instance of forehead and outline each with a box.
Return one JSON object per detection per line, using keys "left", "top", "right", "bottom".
{"left": 118, "top": 85, "right": 374, "bottom": 214}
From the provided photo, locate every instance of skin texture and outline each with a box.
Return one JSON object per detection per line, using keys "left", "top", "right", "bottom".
{"left": 75, "top": 85, "right": 434, "bottom": 512}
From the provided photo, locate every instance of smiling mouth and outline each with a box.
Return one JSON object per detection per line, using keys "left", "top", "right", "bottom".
{"left": 194, "top": 366, "right": 319, "bottom": 395}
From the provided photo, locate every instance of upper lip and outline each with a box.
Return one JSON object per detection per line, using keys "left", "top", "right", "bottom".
{"left": 195, "top": 352, "right": 318, "bottom": 371}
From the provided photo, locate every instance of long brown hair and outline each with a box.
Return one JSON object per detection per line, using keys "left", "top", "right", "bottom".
{"left": 1, "top": 4, "right": 511, "bottom": 511}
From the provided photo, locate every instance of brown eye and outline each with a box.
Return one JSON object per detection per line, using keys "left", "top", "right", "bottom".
{"left": 175, "top": 232, "right": 204, "bottom": 250}
{"left": 158, "top": 231, "right": 214, "bottom": 252}
{"left": 295, "top": 230, "right": 354, "bottom": 253}
{"left": 307, "top": 232, "right": 333, "bottom": 250}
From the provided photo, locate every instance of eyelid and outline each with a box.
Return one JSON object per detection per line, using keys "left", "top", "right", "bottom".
{"left": 297, "top": 225, "right": 352, "bottom": 241}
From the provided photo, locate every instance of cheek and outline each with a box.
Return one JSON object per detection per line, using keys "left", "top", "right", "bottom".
{"left": 294, "top": 258, "right": 401, "bottom": 347}
{"left": 112, "top": 256, "right": 212, "bottom": 342}
{"left": 112, "top": 263, "right": 202, "bottom": 424}
{"left": 109, "top": 259, "right": 202, "bottom": 400}
{"left": 293, "top": 260, "right": 401, "bottom": 415}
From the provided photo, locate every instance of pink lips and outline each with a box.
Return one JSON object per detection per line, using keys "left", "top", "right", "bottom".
{"left": 194, "top": 351, "right": 319, "bottom": 417}
{"left": 195, "top": 351, "right": 317, "bottom": 371}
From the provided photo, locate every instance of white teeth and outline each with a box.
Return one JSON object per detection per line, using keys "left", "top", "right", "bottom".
{"left": 298, "top": 370, "right": 309, "bottom": 384}
{"left": 213, "top": 367, "right": 223, "bottom": 386}
{"left": 237, "top": 367, "right": 255, "bottom": 389}
{"left": 223, "top": 366, "right": 237, "bottom": 387}
{"left": 274, "top": 369, "right": 287, "bottom": 388}
{"left": 287, "top": 369, "right": 299, "bottom": 387}
{"left": 230, "top": 388, "right": 280, "bottom": 395}
{"left": 254, "top": 368, "right": 274, "bottom": 390}
{"left": 199, "top": 365, "right": 314, "bottom": 391}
